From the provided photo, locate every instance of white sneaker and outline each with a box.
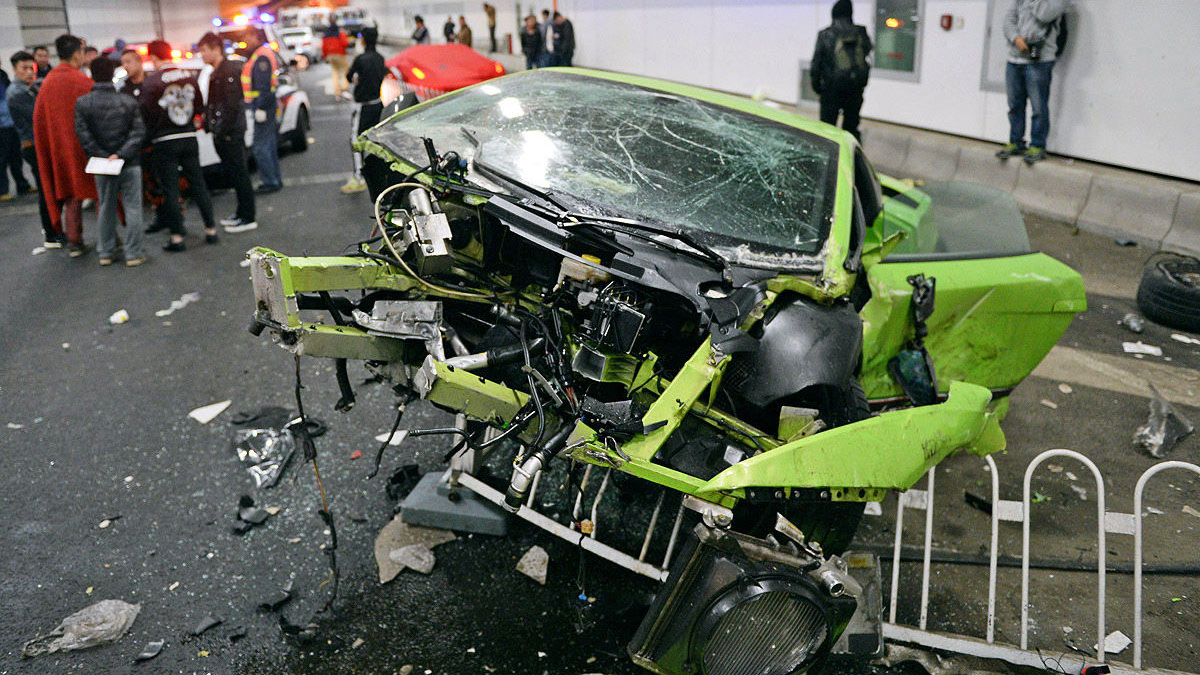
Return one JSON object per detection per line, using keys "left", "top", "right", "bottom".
{"left": 223, "top": 219, "right": 259, "bottom": 233}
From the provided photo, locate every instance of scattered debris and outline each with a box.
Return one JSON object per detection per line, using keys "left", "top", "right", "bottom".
{"left": 1032, "top": 492, "right": 1049, "bottom": 503}
{"left": 516, "top": 545, "right": 549, "bottom": 585}
{"left": 350, "top": 450, "right": 362, "bottom": 460}
{"left": 154, "top": 292, "right": 201, "bottom": 317}
{"left": 1114, "top": 239, "right": 1137, "bottom": 247}
{"left": 62, "top": 342, "right": 70, "bottom": 351}
{"left": 1070, "top": 485, "right": 1088, "bottom": 501}
{"left": 265, "top": 506, "right": 282, "bottom": 516}
{"left": 1064, "top": 471, "right": 1078, "bottom": 481}
{"left": 352, "top": 637, "right": 365, "bottom": 649}
{"left": 1058, "top": 383, "right": 1073, "bottom": 394}
{"left": 98, "top": 519, "right": 111, "bottom": 529}
{"left": 168, "top": 582, "right": 179, "bottom": 591}
{"left": 22, "top": 599, "right": 141, "bottom": 657}
{"left": 1122, "top": 341, "right": 1163, "bottom": 357}
{"left": 189, "top": 400, "right": 232, "bottom": 424}
{"left": 399, "top": 666, "right": 414, "bottom": 675}
{"left": 278, "top": 616, "right": 320, "bottom": 645}
{"left": 385, "top": 464, "right": 422, "bottom": 501}
{"left": 257, "top": 579, "right": 293, "bottom": 612}
{"left": 197, "top": 649, "right": 210, "bottom": 657}
{"left": 1183, "top": 505, "right": 1200, "bottom": 519}
{"left": 1133, "top": 383, "right": 1195, "bottom": 458}
{"left": 1095, "top": 630, "right": 1132, "bottom": 654}
{"left": 31, "top": 246, "right": 47, "bottom": 256}
{"left": 1170, "top": 333, "right": 1200, "bottom": 346}
{"left": 85, "top": 586, "right": 93, "bottom": 595}
{"left": 1119, "top": 313, "right": 1145, "bottom": 334}
{"left": 1047, "top": 464, "right": 1063, "bottom": 473}
{"left": 228, "top": 625, "right": 247, "bottom": 642}
{"left": 233, "top": 428, "right": 297, "bottom": 488}
{"left": 374, "top": 429, "right": 409, "bottom": 446}
{"left": 6, "top": 422, "right": 24, "bottom": 429}
{"left": 1040, "top": 399, "right": 1058, "bottom": 410}
{"left": 107, "top": 309, "right": 129, "bottom": 325}
{"left": 1146, "top": 506, "right": 1165, "bottom": 515}
{"left": 288, "top": 537, "right": 302, "bottom": 544}
{"left": 389, "top": 543, "right": 436, "bottom": 575}
{"left": 233, "top": 495, "right": 272, "bottom": 535}
{"left": 374, "top": 517, "right": 455, "bottom": 583}
{"left": 191, "top": 616, "right": 222, "bottom": 636}
{"left": 864, "top": 501, "right": 883, "bottom": 516}
{"left": 133, "top": 639, "right": 164, "bottom": 662}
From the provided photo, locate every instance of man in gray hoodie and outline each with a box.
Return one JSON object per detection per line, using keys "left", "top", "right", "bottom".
{"left": 996, "top": 0, "right": 1069, "bottom": 164}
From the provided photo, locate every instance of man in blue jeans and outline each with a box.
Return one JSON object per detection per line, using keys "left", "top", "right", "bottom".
{"left": 997, "top": 0, "right": 1069, "bottom": 165}
{"left": 242, "top": 28, "right": 283, "bottom": 194}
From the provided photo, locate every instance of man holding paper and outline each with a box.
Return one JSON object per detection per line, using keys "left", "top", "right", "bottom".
{"left": 74, "top": 55, "right": 146, "bottom": 266}
{"left": 33, "top": 34, "right": 96, "bottom": 257}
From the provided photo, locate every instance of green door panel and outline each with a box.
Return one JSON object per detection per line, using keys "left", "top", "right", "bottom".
{"left": 860, "top": 252, "right": 1086, "bottom": 400}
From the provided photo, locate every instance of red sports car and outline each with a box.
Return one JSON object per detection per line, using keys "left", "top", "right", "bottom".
{"left": 383, "top": 43, "right": 505, "bottom": 100}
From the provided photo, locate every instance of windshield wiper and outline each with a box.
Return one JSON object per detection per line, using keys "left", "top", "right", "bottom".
{"left": 460, "top": 126, "right": 569, "bottom": 214}
{"left": 559, "top": 214, "right": 732, "bottom": 281}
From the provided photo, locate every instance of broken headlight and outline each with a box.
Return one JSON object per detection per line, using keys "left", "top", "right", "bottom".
{"left": 629, "top": 524, "right": 857, "bottom": 675}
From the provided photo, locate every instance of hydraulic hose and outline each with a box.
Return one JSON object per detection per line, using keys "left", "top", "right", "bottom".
{"left": 503, "top": 421, "right": 576, "bottom": 513}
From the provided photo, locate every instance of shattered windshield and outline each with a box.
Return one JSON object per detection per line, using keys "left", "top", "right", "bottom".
{"left": 368, "top": 72, "right": 839, "bottom": 260}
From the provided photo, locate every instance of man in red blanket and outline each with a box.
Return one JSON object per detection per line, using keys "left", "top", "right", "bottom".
{"left": 34, "top": 34, "right": 96, "bottom": 257}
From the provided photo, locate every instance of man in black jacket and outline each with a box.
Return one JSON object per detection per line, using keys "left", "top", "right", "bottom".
{"left": 341, "top": 27, "right": 387, "bottom": 194}
{"left": 199, "top": 32, "right": 256, "bottom": 233}
{"left": 74, "top": 56, "right": 147, "bottom": 266}
{"left": 141, "top": 39, "right": 216, "bottom": 251}
{"left": 551, "top": 13, "right": 575, "bottom": 67}
{"left": 7, "top": 50, "right": 60, "bottom": 247}
{"left": 520, "top": 15, "right": 543, "bottom": 70}
{"left": 811, "top": 0, "right": 872, "bottom": 141}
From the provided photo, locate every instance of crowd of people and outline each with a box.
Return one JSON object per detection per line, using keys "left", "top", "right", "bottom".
{"left": 520, "top": 10, "right": 575, "bottom": 70}
{"left": 0, "top": 27, "right": 287, "bottom": 266}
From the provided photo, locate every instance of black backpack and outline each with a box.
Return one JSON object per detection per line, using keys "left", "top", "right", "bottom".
{"left": 829, "top": 30, "right": 870, "bottom": 90}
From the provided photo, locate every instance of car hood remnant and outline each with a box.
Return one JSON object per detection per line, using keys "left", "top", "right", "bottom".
{"left": 250, "top": 69, "right": 1085, "bottom": 675}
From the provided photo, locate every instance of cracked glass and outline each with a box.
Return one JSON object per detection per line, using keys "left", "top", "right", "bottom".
{"left": 369, "top": 71, "right": 839, "bottom": 261}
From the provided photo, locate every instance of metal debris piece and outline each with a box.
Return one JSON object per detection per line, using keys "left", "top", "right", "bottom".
{"left": 1133, "top": 383, "right": 1195, "bottom": 458}
{"left": 133, "top": 639, "right": 164, "bottom": 662}
{"left": 516, "top": 545, "right": 549, "bottom": 585}
{"left": 189, "top": 400, "right": 232, "bottom": 424}
{"left": 374, "top": 517, "right": 455, "bottom": 583}
{"left": 1118, "top": 313, "right": 1145, "bottom": 334}
{"left": 22, "top": 599, "right": 141, "bottom": 657}
{"left": 233, "top": 495, "right": 272, "bottom": 535}
{"left": 1122, "top": 341, "right": 1163, "bottom": 357}
{"left": 191, "top": 616, "right": 222, "bottom": 636}
{"left": 1170, "top": 333, "right": 1200, "bottom": 345}
{"left": 389, "top": 543, "right": 436, "bottom": 575}
{"left": 233, "top": 428, "right": 296, "bottom": 488}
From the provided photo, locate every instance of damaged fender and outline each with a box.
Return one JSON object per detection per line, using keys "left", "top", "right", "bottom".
{"left": 696, "top": 380, "right": 1004, "bottom": 500}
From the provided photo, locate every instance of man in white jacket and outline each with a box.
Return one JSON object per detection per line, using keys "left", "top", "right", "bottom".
{"left": 996, "top": 0, "right": 1069, "bottom": 164}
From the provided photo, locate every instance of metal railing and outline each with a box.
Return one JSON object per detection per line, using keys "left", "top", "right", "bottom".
{"left": 882, "top": 448, "right": 1200, "bottom": 674}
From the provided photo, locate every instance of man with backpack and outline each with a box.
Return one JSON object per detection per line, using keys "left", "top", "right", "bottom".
{"left": 811, "top": 0, "right": 871, "bottom": 142}
{"left": 996, "top": 0, "right": 1069, "bottom": 164}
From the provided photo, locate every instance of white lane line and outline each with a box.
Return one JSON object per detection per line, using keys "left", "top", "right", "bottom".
{"left": 282, "top": 172, "right": 352, "bottom": 187}
{"left": 1032, "top": 344, "right": 1200, "bottom": 405}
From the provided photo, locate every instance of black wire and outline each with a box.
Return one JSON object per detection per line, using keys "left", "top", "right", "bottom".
{"left": 521, "top": 318, "right": 547, "bottom": 451}
{"left": 368, "top": 397, "right": 413, "bottom": 479}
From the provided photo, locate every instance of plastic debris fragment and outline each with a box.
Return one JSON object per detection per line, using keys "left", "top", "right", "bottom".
{"left": 374, "top": 517, "right": 455, "bottom": 583}
{"left": 389, "top": 543, "right": 436, "bottom": 574}
{"left": 22, "top": 599, "right": 141, "bottom": 656}
{"left": 189, "top": 400, "right": 232, "bottom": 424}
{"left": 257, "top": 579, "right": 293, "bottom": 612}
{"left": 133, "top": 639, "right": 164, "bottom": 662}
{"left": 1170, "top": 333, "right": 1200, "bottom": 346}
{"left": 191, "top": 616, "right": 222, "bottom": 636}
{"left": 108, "top": 309, "right": 129, "bottom": 325}
{"left": 1118, "top": 313, "right": 1145, "bottom": 333}
{"left": 516, "top": 545, "right": 549, "bottom": 585}
{"left": 1133, "top": 384, "right": 1195, "bottom": 458}
{"left": 1058, "top": 383, "right": 1073, "bottom": 394}
{"left": 233, "top": 495, "right": 272, "bottom": 535}
{"left": 7, "top": 422, "right": 24, "bottom": 429}
{"left": 1095, "top": 630, "right": 1132, "bottom": 654}
{"left": 352, "top": 637, "right": 365, "bottom": 649}
{"left": 232, "top": 428, "right": 296, "bottom": 488}
{"left": 1122, "top": 341, "right": 1163, "bottom": 357}
{"left": 1183, "top": 505, "right": 1200, "bottom": 519}
{"left": 1040, "top": 399, "right": 1058, "bottom": 410}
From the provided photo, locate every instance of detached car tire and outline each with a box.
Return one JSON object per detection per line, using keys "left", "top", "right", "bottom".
{"left": 1136, "top": 253, "right": 1200, "bottom": 333}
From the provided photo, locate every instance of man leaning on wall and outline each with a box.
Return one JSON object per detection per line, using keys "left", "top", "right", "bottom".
{"left": 996, "top": 0, "right": 1069, "bottom": 165}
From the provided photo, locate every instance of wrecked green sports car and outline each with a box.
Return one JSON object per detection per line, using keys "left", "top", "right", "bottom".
{"left": 248, "top": 68, "right": 1085, "bottom": 674}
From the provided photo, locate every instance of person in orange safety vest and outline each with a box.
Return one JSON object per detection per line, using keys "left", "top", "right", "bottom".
{"left": 241, "top": 28, "right": 282, "bottom": 193}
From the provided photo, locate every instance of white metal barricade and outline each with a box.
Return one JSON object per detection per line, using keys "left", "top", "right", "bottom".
{"left": 882, "top": 448, "right": 1200, "bottom": 674}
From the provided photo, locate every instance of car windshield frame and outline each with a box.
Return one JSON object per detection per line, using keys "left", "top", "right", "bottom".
{"left": 365, "top": 71, "right": 840, "bottom": 267}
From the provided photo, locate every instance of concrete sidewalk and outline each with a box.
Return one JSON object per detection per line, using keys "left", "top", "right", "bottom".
{"left": 849, "top": 118, "right": 1199, "bottom": 257}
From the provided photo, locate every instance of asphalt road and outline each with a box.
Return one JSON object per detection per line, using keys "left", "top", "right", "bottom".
{"left": 1, "top": 62, "right": 1197, "bottom": 675}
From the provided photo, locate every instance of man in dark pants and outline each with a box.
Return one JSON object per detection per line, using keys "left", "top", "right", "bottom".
{"left": 342, "top": 27, "right": 387, "bottom": 195}
{"left": 811, "top": 0, "right": 872, "bottom": 141}
{"left": 141, "top": 39, "right": 217, "bottom": 252}
{"left": 198, "top": 32, "right": 256, "bottom": 233}
{"left": 521, "top": 15, "right": 543, "bottom": 70}
{"left": 6, "top": 51, "right": 60, "bottom": 247}
{"left": 997, "top": 0, "right": 1068, "bottom": 164}
{"left": 550, "top": 12, "right": 575, "bottom": 67}
{"left": 243, "top": 28, "right": 282, "bottom": 194}
{"left": 0, "top": 66, "right": 33, "bottom": 200}
{"left": 484, "top": 4, "right": 497, "bottom": 52}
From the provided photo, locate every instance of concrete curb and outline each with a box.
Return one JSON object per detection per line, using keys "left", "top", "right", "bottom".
{"left": 1077, "top": 176, "right": 1181, "bottom": 248}
{"left": 1163, "top": 192, "right": 1200, "bottom": 257}
{"left": 1012, "top": 160, "right": 1093, "bottom": 224}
